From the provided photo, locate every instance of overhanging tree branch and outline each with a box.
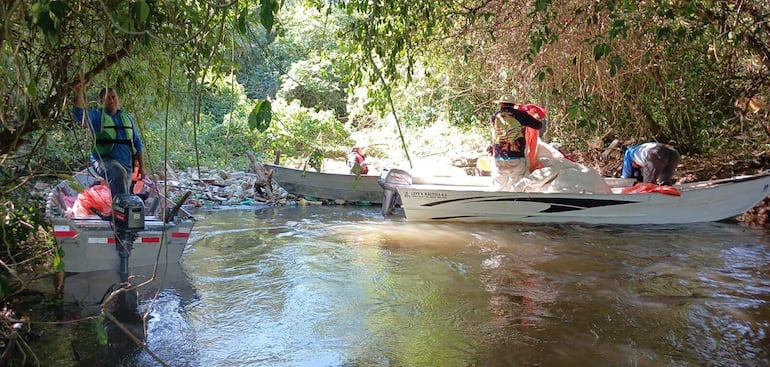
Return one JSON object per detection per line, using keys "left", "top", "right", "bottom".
{"left": 0, "top": 41, "right": 134, "bottom": 156}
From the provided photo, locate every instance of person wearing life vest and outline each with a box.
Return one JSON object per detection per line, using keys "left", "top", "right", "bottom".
{"left": 73, "top": 82, "right": 145, "bottom": 197}
{"left": 346, "top": 145, "right": 369, "bottom": 174}
{"left": 621, "top": 142, "right": 680, "bottom": 186}
{"left": 487, "top": 96, "right": 543, "bottom": 191}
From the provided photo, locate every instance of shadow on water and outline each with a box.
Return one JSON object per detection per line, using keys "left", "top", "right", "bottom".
{"left": 34, "top": 262, "right": 198, "bottom": 366}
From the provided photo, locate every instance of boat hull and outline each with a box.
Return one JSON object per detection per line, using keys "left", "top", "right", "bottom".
{"left": 266, "top": 163, "right": 496, "bottom": 204}
{"left": 52, "top": 216, "right": 193, "bottom": 273}
{"left": 397, "top": 171, "right": 770, "bottom": 225}
{"left": 266, "top": 163, "right": 384, "bottom": 203}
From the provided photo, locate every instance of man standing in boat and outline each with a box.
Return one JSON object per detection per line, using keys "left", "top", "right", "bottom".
{"left": 487, "top": 96, "right": 543, "bottom": 191}
{"left": 73, "top": 82, "right": 145, "bottom": 197}
{"left": 621, "top": 142, "right": 680, "bottom": 186}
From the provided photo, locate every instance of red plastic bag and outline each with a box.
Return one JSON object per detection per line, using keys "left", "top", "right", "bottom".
{"left": 71, "top": 184, "right": 112, "bottom": 216}
{"left": 621, "top": 183, "right": 681, "bottom": 196}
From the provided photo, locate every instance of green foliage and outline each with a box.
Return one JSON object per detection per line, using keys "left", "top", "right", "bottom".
{"left": 0, "top": 191, "right": 56, "bottom": 280}
{"left": 307, "top": 149, "right": 324, "bottom": 171}
{"left": 511, "top": 0, "right": 770, "bottom": 154}
{"left": 29, "top": 0, "right": 68, "bottom": 47}
{"left": 258, "top": 98, "right": 351, "bottom": 163}
{"left": 113, "top": 0, "right": 153, "bottom": 33}
{"left": 233, "top": 28, "right": 296, "bottom": 100}
{"left": 7, "top": 0, "right": 769, "bottom": 177}
{"left": 233, "top": 0, "right": 326, "bottom": 101}
{"left": 144, "top": 112, "right": 262, "bottom": 171}
{"left": 140, "top": 64, "right": 352, "bottom": 172}
{"left": 278, "top": 58, "right": 349, "bottom": 119}
{"left": 308, "top": 0, "right": 769, "bottom": 157}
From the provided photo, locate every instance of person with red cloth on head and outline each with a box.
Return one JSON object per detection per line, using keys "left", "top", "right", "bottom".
{"left": 487, "top": 96, "right": 543, "bottom": 191}
{"left": 346, "top": 145, "right": 369, "bottom": 174}
{"left": 518, "top": 103, "right": 547, "bottom": 138}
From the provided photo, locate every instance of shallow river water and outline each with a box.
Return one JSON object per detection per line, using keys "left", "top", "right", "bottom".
{"left": 38, "top": 205, "right": 770, "bottom": 366}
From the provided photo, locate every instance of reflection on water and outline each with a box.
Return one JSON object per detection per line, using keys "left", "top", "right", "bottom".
{"left": 40, "top": 206, "right": 770, "bottom": 366}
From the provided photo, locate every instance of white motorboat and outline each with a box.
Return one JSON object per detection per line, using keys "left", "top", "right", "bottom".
{"left": 379, "top": 168, "right": 770, "bottom": 225}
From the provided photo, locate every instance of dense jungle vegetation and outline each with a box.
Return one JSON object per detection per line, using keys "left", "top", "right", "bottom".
{"left": 0, "top": 0, "right": 768, "bottom": 363}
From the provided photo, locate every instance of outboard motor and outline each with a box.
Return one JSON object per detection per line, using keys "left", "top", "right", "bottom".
{"left": 111, "top": 194, "right": 146, "bottom": 314}
{"left": 378, "top": 168, "right": 413, "bottom": 216}
{"left": 112, "top": 193, "right": 146, "bottom": 278}
{"left": 112, "top": 194, "right": 145, "bottom": 231}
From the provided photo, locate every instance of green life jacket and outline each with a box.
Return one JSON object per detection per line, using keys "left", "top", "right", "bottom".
{"left": 91, "top": 110, "right": 136, "bottom": 158}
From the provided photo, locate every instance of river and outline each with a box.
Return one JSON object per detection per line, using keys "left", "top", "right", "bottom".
{"left": 35, "top": 205, "right": 770, "bottom": 366}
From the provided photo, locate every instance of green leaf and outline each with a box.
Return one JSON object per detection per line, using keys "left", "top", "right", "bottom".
{"left": 27, "top": 80, "right": 38, "bottom": 98}
{"left": 534, "top": 0, "right": 550, "bottom": 12}
{"left": 237, "top": 8, "right": 248, "bottom": 34}
{"left": 610, "top": 19, "right": 625, "bottom": 39}
{"left": 66, "top": 177, "right": 85, "bottom": 193}
{"left": 49, "top": 1, "right": 68, "bottom": 16}
{"left": 594, "top": 43, "right": 610, "bottom": 61}
{"left": 260, "top": 0, "right": 277, "bottom": 32}
{"left": 684, "top": 1, "right": 697, "bottom": 16}
{"left": 248, "top": 100, "right": 272, "bottom": 132}
{"left": 94, "top": 314, "right": 108, "bottom": 346}
{"left": 593, "top": 43, "right": 606, "bottom": 60}
{"left": 0, "top": 275, "right": 9, "bottom": 300}
{"left": 52, "top": 248, "right": 64, "bottom": 272}
{"left": 116, "top": 12, "right": 132, "bottom": 32}
{"left": 45, "top": 30, "right": 59, "bottom": 47}
{"left": 35, "top": 10, "right": 54, "bottom": 32}
{"left": 136, "top": 1, "right": 150, "bottom": 26}
{"left": 609, "top": 54, "right": 622, "bottom": 77}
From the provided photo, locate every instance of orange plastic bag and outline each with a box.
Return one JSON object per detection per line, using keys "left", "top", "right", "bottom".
{"left": 621, "top": 183, "right": 681, "bottom": 196}
{"left": 71, "top": 184, "right": 112, "bottom": 216}
{"left": 132, "top": 166, "right": 144, "bottom": 194}
{"left": 525, "top": 126, "right": 540, "bottom": 171}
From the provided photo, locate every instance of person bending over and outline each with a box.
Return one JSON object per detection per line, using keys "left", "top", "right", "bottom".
{"left": 621, "top": 142, "right": 680, "bottom": 186}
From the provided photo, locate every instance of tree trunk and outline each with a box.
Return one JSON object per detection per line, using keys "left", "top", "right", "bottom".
{"left": 246, "top": 151, "right": 275, "bottom": 202}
